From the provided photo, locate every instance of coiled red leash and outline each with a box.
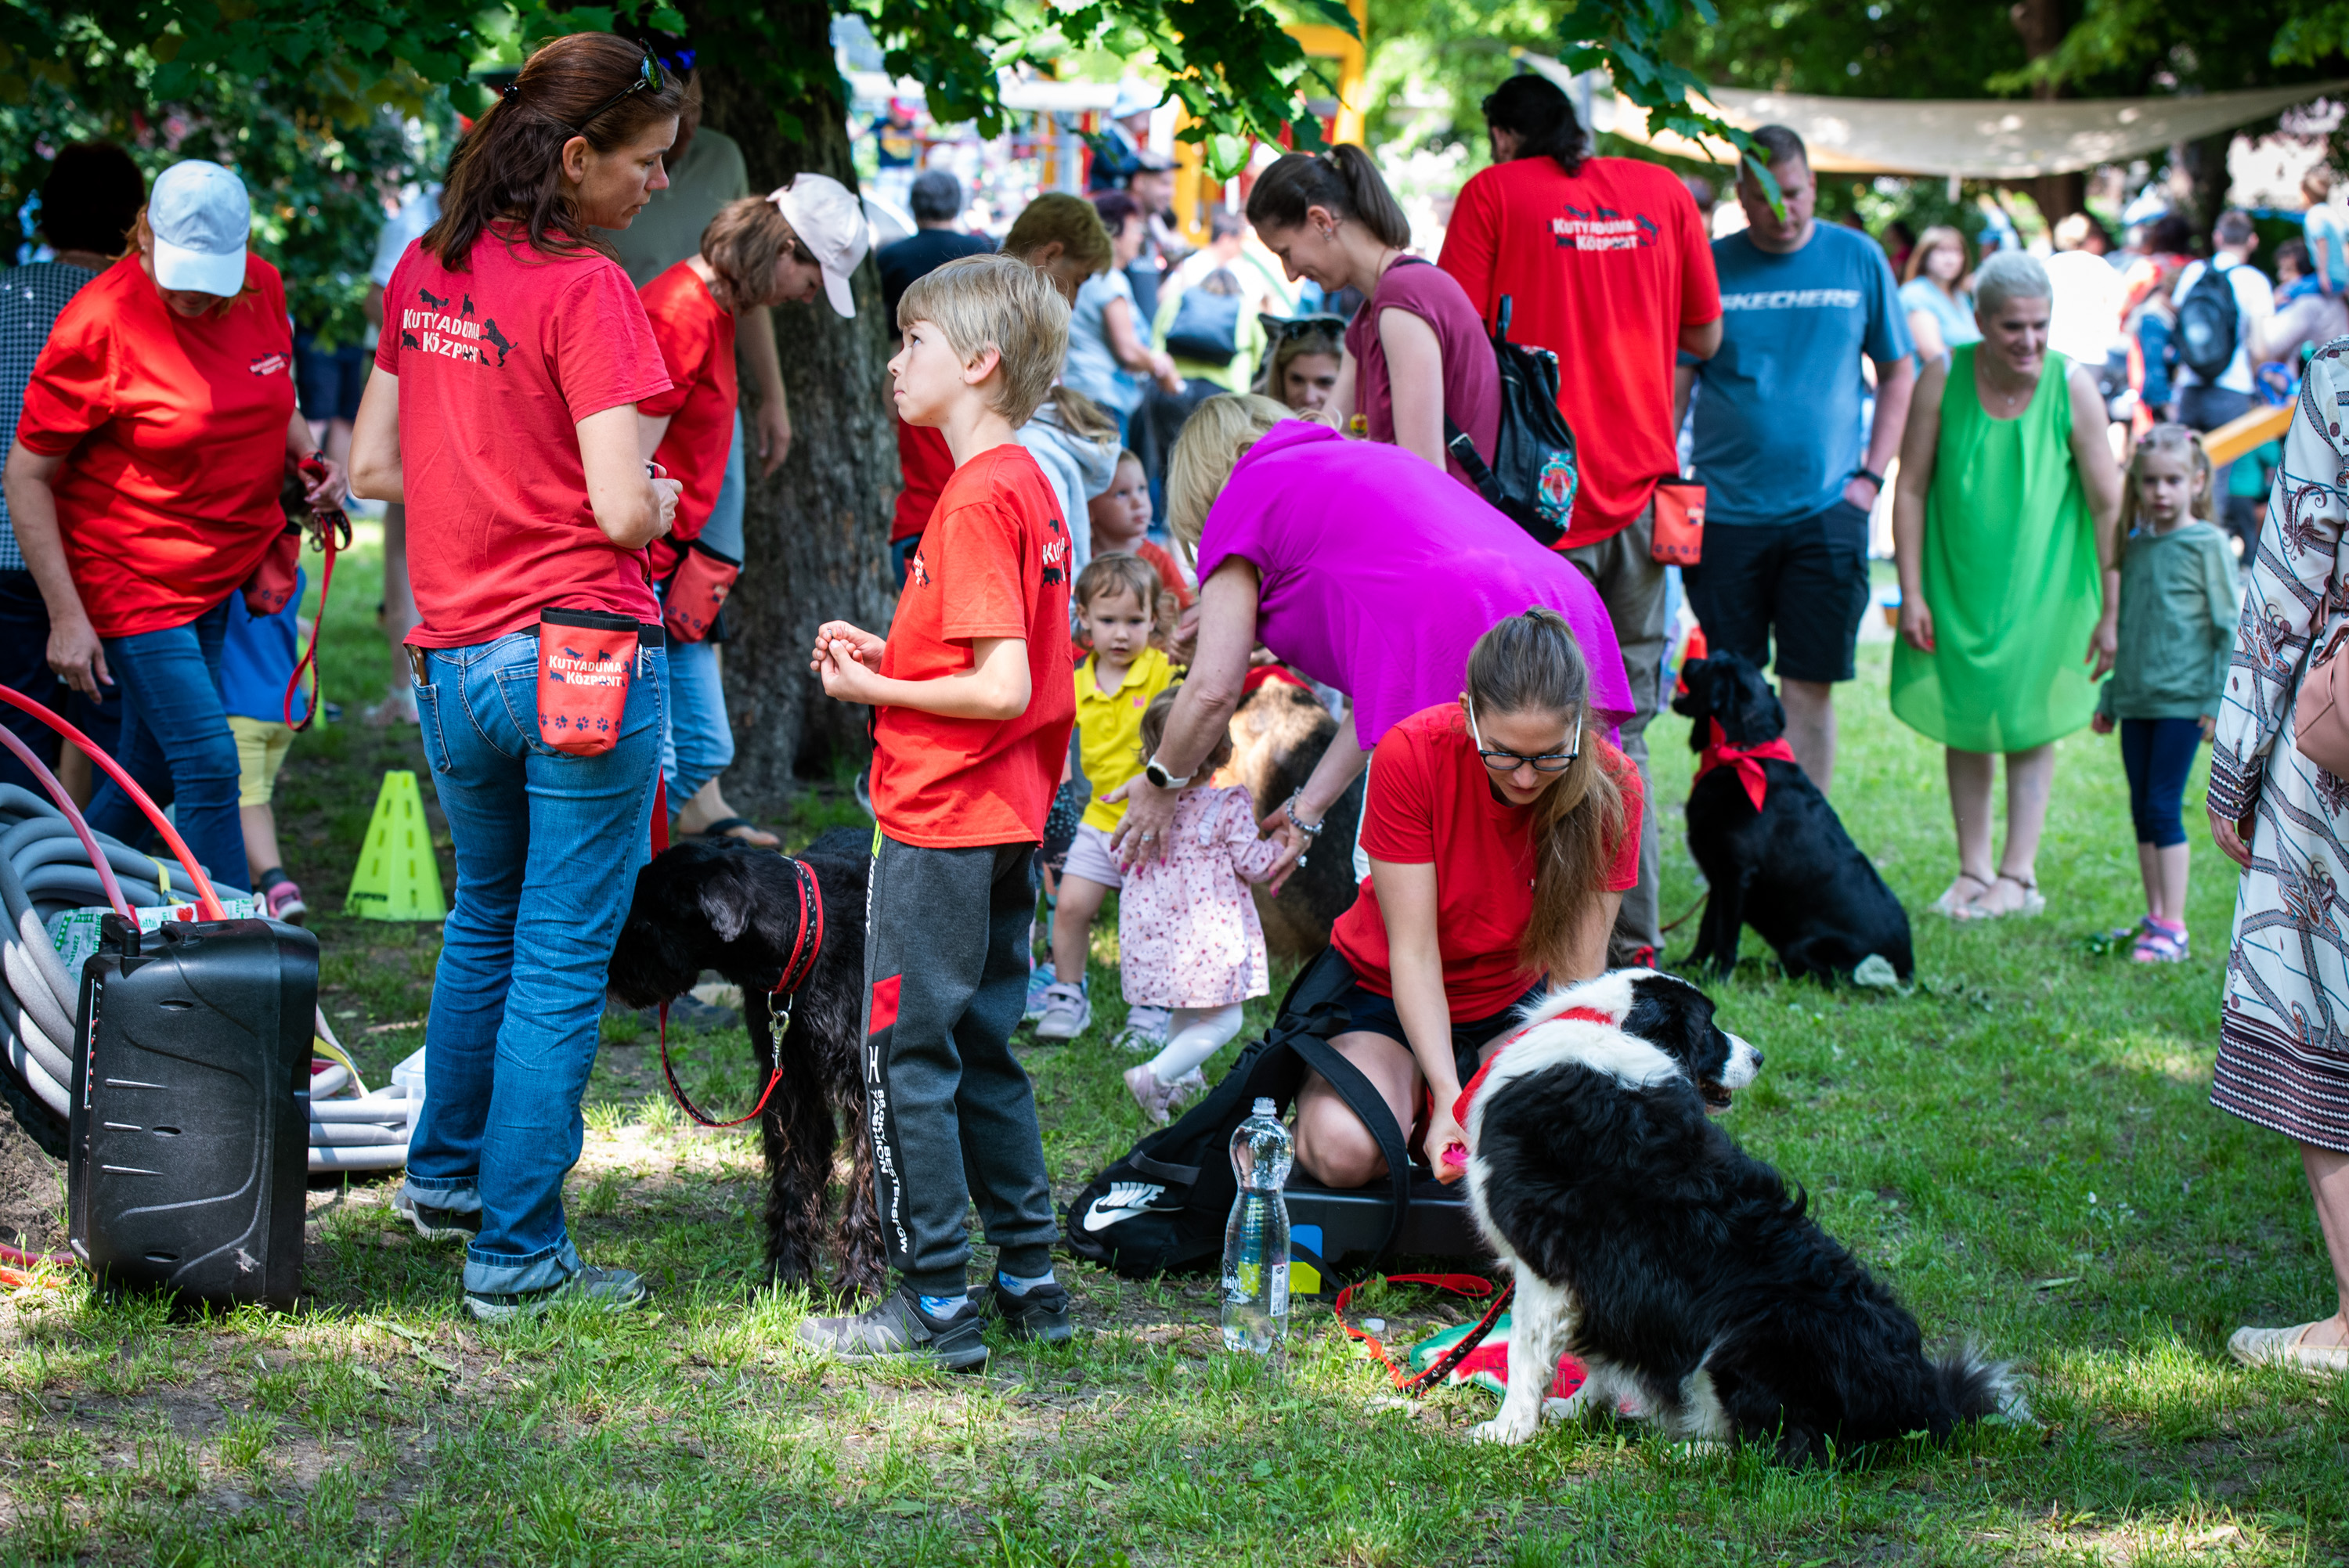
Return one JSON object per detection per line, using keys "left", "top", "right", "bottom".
{"left": 657, "top": 852, "right": 826, "bottom": 1130}
{"left": 1336, "top": 1273, "right": 1515, "bottom": 1396}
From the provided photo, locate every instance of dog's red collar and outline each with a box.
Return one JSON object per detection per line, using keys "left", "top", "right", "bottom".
{"left": 1696, "top": 718, "right": 1796, "bottom": 813}
{"left": 659, "top": 856, "right": 826, "bottom": 1132}
{"left": 1452, "top": 1005, "right": 1616, "bottom": 1129}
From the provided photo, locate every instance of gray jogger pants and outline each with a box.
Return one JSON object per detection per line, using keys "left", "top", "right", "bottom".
{"left": 861, "top": 834, "right": 1058, "bottom": 1297}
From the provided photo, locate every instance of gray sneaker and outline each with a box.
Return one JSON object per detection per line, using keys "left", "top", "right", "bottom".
{"left": 984, "top": 1281, "right": 1075, "bottom": 1343}
{"left": 1032, "top": 982, "right": 1091, "bottom": 1042}
{"left": 1112, "top": 1005, "right": 1173, "bottom": 1053}
{"left": 798, "top": 1285, "right": 989, "bottom": 1372}
{"left": 464, "top": 1262, "right": 648, "bottom": 1324}
{"left": 394, "top": 1191, "right": 482, "bottom": 1243}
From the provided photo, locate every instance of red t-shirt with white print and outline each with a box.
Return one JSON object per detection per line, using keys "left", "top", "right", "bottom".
{"left": 15, "top": 254, "right": 297, "bottom": 639}
{"left": 374, "top": 226, "right": 672, "bottom": 647}
{"left": 871, "top": 442, "right": 1076, "bottom": 847}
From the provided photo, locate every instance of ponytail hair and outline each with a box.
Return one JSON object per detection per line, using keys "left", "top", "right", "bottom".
{"left": 2118, "top": 422, "right": 2217, "bottom": 561}
{"left": 1463, "top": 607, "right": 1623, "bottom": 979}
{"left": 426, "top": 32, "right": 687, "bottom": 270}
{"left": 1244, "top": 146, "right": 1411, "bottom": 251}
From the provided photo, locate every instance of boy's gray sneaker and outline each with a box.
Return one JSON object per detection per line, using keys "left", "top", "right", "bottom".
{"left": 1032, "top": 982, "right": 1091, "bottom": 1042}
{"left": 394, "top": 1190, "right": 482, "bottom": 1242}
{"left": 464, "top": 1262, "right": 648, "bottom": 1324}
{"left": 798, "top": 1286, "right": 990, "bottom": 1372}
{"left": 985, "top": 1281, "right": 1075, "bottom": 1343}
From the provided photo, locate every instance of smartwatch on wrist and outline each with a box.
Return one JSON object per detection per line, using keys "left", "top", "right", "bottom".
{"left": 1142, "top": 754, "right": 1191, "bottom": 791}
{"left": 1853, "top": 466, "right": 1885, "bottom": 491}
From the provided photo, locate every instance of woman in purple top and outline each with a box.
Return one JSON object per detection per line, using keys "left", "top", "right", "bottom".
{"left": 1246, "top": 146, "right": 1497, "bottom": 489}
{"left": 1107, "top": 396, "right": 1629, "bottom": 880}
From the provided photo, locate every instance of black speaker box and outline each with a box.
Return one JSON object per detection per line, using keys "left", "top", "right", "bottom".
{"left": 67, "top": 916, "right": 319, "bottom": 1308}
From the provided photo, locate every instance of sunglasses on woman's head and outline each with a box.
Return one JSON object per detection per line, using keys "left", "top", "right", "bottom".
{"left": 1466, "top": 694, "right": 1579, "bottom": 773}
{"left": 571, "top": 45, "right": 665, "bottom": 135}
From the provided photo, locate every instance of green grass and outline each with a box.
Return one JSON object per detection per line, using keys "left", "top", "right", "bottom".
{"left": 2, "top": 535, "right": 2346, "bottom": 1564}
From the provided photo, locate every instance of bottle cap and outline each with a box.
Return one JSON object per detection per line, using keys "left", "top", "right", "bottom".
{"left": 1252, "top": 1097, "right": 1276, "bottom": 1116}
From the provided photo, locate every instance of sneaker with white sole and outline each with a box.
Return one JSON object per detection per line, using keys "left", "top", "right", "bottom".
{"left": 262, "top": 879, "right": 309, "bottom": 926}
{"left": 393, "top": 1190, "right": 482, "bottom": 1242}
{"left": 1033, "top": 982, "right": 1091, "bottom": 1041}
{"left": 1124, "top": 1062, "right": 1182, "bottom": 1126}
{"left": 1023, "top": 961, "right": 1057, "bottom": 1023}
{"left": 1111, "top": 1005, "right": 1172, "bottom": 1054}
{"left": 798, "top": 1285, "right": 989, "bottom": 1371}
{"left": 464, "top": 1261, "right": 648, "bottom": 1323}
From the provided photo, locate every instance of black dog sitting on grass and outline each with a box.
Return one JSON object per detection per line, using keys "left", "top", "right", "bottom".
{"left": 1671, "top": 652, "right": 1913, "bottom": 985}
{"left": 605, "top": 834, "right": 884, "bottom": 1299}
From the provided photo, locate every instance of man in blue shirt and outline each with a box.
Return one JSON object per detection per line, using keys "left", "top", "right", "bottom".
{"left": 1680, "top": 126, "right": 1916, "bottom": 793}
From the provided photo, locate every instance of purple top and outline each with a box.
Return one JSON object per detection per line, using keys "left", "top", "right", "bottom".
{"left": 1195, "top": 421, "right": 1632, "bottom": 746}
{"left": 1346, "top": 258, "right": 1499, "bottom": 492}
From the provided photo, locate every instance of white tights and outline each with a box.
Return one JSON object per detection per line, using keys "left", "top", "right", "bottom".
{"left": 1146, "top": 1003, "right": 1246, "bottom": 1083}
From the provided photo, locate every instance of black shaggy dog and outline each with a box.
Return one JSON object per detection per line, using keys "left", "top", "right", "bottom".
{"left": 1463, "top": 971, "right": 2019, "bottom": 1461}
{"left": 605, "top": 834, "right": 882, "bottom": 1298}
{"left": 1672, "top": 652, "right": 1913, "bottom": 984}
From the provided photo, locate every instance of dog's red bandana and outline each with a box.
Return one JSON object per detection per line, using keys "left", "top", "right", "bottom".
{"left": 1451, "top": 1006, "right": 1616, "bottom": 1129}
{"left": 1695, "top": 717, "right": 1796, "bottom": 813}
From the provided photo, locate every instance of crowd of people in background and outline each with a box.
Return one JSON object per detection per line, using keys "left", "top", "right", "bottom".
{"left": 2, "top": 31, "right": 2344, "bottom": 1373}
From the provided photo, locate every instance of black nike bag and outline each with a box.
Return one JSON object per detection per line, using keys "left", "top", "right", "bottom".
{"left": 1445, "top": 294, "right": 1582, "bottom": 548}
{"left": 1063, "top": 949, "right": 1416, "bottom": 1279}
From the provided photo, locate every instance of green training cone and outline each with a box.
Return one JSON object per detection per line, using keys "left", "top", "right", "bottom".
{"left": 345, "top": 770, "right": 447, "bottom": 921}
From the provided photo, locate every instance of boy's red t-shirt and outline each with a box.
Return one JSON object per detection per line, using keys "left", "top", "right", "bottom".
{"left": 893, "top": 416, "right": 954, "bottom": 542}
{"left": 14, "top": 254, "right": 297, "bottom": 639}
{"left": 1331, "top": 703, "right": 1644, "bottom": 1018}
{"left": 1438, "top": 156, "right": 1721, "bottom": 549}
{"left": 871, "top": 442, "right": 1076, "bottom": 847}
{"left": 639, "top": 261, "right": 738, "bottom": 572}
{"left": 374, "top": 229, "right": 672, "bottom": 647}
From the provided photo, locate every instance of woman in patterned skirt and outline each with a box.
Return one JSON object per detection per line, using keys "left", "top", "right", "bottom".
{"left": 2207, "top": 340, "right": 2349, "bottom": 1379}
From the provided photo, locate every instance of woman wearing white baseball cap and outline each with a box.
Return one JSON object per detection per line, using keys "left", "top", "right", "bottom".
{"left": 348, "top": 30, "right": 687, "bottom": 1324}
{"left": 3, "top": 157, "right": 345, "bottom": 891}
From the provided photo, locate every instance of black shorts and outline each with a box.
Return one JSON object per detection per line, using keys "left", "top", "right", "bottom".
{"left": 294, "top": 333, "right": 370, "bottom": 424}
{"left": 1330, "top": 953, "right": 1546, "bottom": 1088}
{"left": 1683, "top": 499, "right": 1872, "bottom": 683}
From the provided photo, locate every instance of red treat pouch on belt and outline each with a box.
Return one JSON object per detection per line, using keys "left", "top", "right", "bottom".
{"left": 1651, "top": 479, "right": 1705, "bottom": 567}
{"left": 537, "top": 608, "right": 640, "bottom": 756}
{"left": 243, "top": 523, "right": 301, "bottom": 616}
{"left": 662, "top": 540, "right": 742, "bottom": 644}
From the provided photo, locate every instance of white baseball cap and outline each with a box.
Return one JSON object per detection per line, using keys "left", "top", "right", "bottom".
{"left": 769, "top": 174, "right": 871, "bottom": 319}
{"left": 149, "top": 160, "right": 251, "bottom": 297}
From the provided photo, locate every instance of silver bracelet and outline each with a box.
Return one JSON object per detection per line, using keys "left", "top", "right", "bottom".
{"left": 1283, "top": 791, "right": 1326, "bottom": 838}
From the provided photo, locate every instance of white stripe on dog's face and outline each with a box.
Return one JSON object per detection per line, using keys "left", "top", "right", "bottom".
{"left": 1721, "top": 1033, "right": 1761, "bottom": 1090}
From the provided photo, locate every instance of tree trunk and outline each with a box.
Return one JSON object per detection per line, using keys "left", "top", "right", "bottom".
{"left": 2177, "top": 132, "right": 2236, "bottom": 246}
{"left": 680, "top": 0, "right": 897, "bottom": 812}
{"left": 2007, "top": 0, "right": 2084, "bottom": 225}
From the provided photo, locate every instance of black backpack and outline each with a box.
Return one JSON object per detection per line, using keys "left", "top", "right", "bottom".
{"left": 1063, "top": 950, "right": 1416, "bottom": 1279}
{"left": 1434, "top": 283, "right": 1581, "bottom": 547}
{"left": 1164, "top": 285, "right": 1242, "bottom": 365}
{"left": 2176, "top": 261, "right": 2241, "bottom": 384}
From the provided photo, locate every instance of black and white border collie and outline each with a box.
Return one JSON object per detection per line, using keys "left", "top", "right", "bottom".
{"left": 1463, "top": 970, "right": 2019, "bottom": 1462}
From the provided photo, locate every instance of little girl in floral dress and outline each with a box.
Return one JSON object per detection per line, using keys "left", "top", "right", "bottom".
{"left": 1117, "top": 686, "right": 1284, "bottom": 1123}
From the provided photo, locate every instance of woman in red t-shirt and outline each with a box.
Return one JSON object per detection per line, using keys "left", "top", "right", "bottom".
{"left": 4, "top": 157, "right": 346, "bottom": 889}
{"left": 347, "top": 32, "right": 685, "bottom": 1323}
{"left": 1244, "top": 147, "right": 1498, "bottom": 490}
{"left": 1293, "top": 607, "right": 1645, "bottom": 1189}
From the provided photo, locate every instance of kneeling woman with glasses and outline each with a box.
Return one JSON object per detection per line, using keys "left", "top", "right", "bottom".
{"left": 1292, "top": 607, "right": 1644, "bottom": 1188}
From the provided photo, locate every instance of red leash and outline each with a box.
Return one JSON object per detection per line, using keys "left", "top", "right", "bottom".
{"left": 658, "top": 851, "right": 826, "bottom": 1130}
{"left": 1336, "top": 1273, "right": 1515, "bottom": 1396}
{"left": 284, "top": 473, "right": 349, "bottom": 734}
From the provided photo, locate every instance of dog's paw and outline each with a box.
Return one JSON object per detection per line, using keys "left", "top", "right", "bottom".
{"left": 1540, "top": 1390, "right": 1592, "bottom": 1424}
{"left": 1469, "top": 1413, "right": 1538, "bottom": 1446}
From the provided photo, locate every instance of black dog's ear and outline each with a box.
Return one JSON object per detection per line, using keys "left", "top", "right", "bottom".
{"left": 1672, "top": 657, "right": 1709, "bottom": 731}
{"left": 1621, "top": 974, "right": 1728, "bottom": 1079}
{"left": 1736, "top": 666, "right": 1787, "bottom": 747}
{"left": 695, "top": 859, "right": 755, "bottom": 944}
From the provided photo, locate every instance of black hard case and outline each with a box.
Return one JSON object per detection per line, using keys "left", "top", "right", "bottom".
{"left": 67, "top": 917, "right": 320, "bottom": 1308}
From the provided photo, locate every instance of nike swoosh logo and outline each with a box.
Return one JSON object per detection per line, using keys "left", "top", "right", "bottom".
{"left": 1081, "top": 1183, "right": 1171, "bottom": 1231}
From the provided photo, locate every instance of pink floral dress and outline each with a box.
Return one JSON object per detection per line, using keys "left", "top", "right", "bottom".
{"left": 1118, "top": 784, "right": 1284, "bottom": 1007}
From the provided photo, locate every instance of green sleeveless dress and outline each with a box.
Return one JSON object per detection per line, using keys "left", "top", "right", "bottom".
{"left": 1889, "top": 345, "right": 2102, "bottom": 752}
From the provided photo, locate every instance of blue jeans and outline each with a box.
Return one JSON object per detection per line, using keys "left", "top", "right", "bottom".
{"left": 659, "top": 411, "right": 742, "bottom": 801}
{"left": 2120, "top": 716, "right": 2203, "bottom": 850}
{"left": 399, "top": 630, "right": 666, "bottom": 1295}
{"left": 87, "top": 596, "right": 244, "bottom": 887}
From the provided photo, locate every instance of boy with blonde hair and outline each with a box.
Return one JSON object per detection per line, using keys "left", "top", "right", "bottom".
{"left": 801, "top": 254, "right": 1077, "bottom": 1368}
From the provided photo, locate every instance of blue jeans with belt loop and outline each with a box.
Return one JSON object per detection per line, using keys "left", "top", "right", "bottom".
{"left": 86, "top": 595, "right": 244, "bottom": 887}
{"left": 399, "top": 629, "right": 665, "bottom": 1296}
{"left": 660, "top": 409, "right": 742, "bottom": 802}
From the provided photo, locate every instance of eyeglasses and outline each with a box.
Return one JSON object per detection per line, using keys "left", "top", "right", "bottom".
{"left": 570, "top": 45, "right": 665, "bottom": 136}
{"left": 1466, "top": 694, "right": 1579, "bottom": 773}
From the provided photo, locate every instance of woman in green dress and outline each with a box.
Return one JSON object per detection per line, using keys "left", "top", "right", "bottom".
{"left": 1889, "top": 251, "right": 2123, "bottom": 918}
